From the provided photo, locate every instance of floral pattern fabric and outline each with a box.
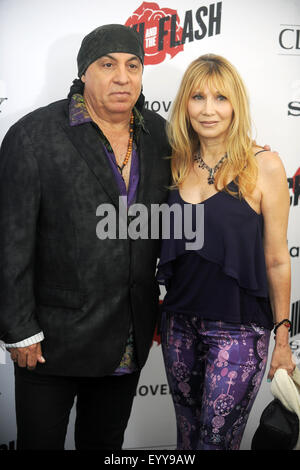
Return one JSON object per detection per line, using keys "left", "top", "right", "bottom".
{"left": 161, "top": 312, "right": 270, "bottom": 450}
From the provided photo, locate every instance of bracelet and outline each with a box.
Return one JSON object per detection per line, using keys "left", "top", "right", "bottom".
{"left": 273, "top": 318, "right": 292, "bottom": 336}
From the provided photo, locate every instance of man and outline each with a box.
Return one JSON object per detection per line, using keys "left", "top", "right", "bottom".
{"left": 0, "top": 24, "right": 170, "bottom": 450}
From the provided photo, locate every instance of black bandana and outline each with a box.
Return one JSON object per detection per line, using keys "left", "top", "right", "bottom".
{"left": 77, "top": 24, "right": 144, "bottom": 77}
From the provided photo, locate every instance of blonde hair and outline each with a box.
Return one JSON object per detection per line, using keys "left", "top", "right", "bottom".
{"left": 167, "top": 54, "right": 257, "bottom": 197}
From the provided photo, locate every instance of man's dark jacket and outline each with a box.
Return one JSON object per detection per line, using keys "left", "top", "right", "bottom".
{"left": 0, "top": 94, "right": 171, "bottom": 377}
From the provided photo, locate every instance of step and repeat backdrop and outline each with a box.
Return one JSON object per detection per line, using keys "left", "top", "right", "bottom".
{"left": 0, "top": 0, "right": 299, "bottom": 451}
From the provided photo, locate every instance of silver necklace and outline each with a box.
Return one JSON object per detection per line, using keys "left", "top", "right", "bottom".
{"left": 194, "top": 150, "right": 228, "bottom": 185}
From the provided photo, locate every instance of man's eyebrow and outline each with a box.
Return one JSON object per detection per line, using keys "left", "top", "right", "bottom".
{"left": 101, "top": 54, "right": 139, "bottom": 62}
{"left": 127, "top": 56, "right": 139, "bottom": 61}
{"left": 101, "top": 54, "right": 117, "bottom": 61}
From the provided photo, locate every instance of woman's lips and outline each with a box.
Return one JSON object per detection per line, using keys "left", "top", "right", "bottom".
{"left": 200, "top": 121, "right": 218, "bottom": 126}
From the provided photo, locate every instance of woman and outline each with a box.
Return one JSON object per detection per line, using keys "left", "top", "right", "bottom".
{"left": 157, "top": 54, "right": 295, "bottom": 450}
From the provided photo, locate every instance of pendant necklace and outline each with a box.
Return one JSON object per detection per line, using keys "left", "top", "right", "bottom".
{"left": 116, "top": 112, "right": 134, "bottom": 176}
{"left": 194, "top": 150, "right": 228, "bottom": 185}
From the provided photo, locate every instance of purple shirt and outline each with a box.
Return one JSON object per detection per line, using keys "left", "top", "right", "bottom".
{"left": 69, "top": 92, "right": 140, "bottom": 207}
{"left": 103, "top": 144, "right": 139, "bottom": 208}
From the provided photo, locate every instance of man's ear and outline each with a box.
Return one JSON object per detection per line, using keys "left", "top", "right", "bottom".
{"left": 81, "top": 75, "right": 86, "bottom": 83}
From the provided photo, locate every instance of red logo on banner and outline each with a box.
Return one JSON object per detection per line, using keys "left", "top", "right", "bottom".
{"left": 125, "top": 2, "right": 184, "bottom": 65}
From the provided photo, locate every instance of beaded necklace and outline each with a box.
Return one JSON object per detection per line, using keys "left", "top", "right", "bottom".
{"left": 116, "top": 112, "right": 134, "bottom": 176}
{"left": 194, "top": 150, "right": 228, "bottom": 185}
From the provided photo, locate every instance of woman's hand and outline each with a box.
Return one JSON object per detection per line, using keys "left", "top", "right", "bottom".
{"left": 267, "top": 342, "right": 295, "bottom": 381}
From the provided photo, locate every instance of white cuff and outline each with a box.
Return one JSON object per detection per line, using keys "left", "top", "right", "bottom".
{"left": 5, "top": 331, "right": 45, "bottom": 348}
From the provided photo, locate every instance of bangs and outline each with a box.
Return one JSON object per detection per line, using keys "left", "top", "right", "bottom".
{"left": 188, "top": 62, "right": 234, "bottom": 102}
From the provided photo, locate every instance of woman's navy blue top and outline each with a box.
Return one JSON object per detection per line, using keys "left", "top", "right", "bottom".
{"left": 156, "top": 181, "right": 274, "bottom": 330}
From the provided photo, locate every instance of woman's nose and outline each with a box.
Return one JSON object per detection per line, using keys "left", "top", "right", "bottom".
{"left": 202, "top": 97, "right": 215, "bottom": 115}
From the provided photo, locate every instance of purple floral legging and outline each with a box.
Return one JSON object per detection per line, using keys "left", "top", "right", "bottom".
{"left": 161, "top": 312, "right": 270, "bottom": 450}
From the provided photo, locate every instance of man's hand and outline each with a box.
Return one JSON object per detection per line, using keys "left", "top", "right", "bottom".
{"left": 8, "top": 342, "right": 45, "bottom": 370}
{"left": 252, "top": 140, "right": 278, "bottom": 155}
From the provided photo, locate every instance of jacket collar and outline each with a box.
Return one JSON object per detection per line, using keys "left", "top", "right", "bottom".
{"left": 68, "top": 92, "right": 148, "bottom": 150}
{"left": 61, "top": 94, "right": 153, "bottom": 209}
